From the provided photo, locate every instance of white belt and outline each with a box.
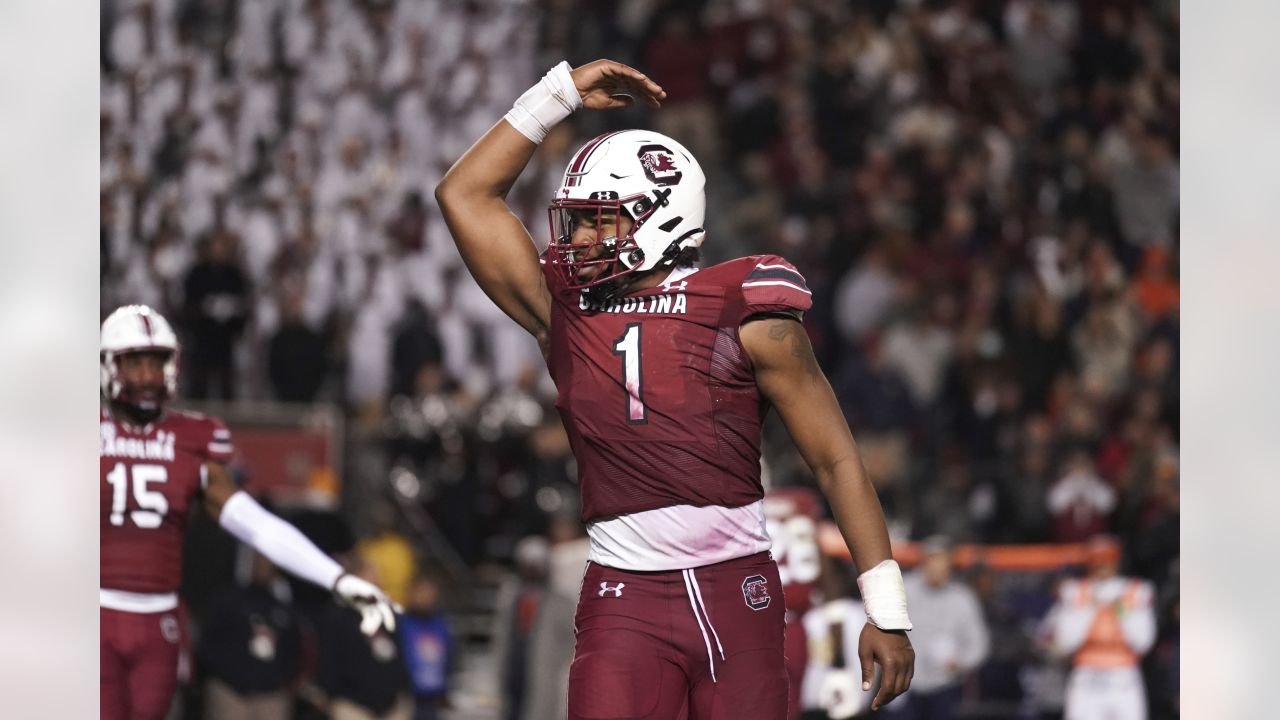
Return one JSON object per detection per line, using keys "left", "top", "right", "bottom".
{"left": 99, "top": 589, "right": 178, "bottom": 613}
{"left": 682, "top": 568, "right": 726, "bottom": 682}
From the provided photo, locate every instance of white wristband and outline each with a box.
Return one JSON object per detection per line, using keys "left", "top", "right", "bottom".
{"left": 219, "top": 490, "right": 344, "bottom": 591}
{"left": 504, "top": 61, "right": 582, "bottom": 144}
{"left": 857, "top": 559, "right": 913, "bottom": 631}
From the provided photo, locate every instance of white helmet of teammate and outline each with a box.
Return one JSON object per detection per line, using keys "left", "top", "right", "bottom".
{"left": 101, "top": 304, "right": 180, "bottom": 403}
{"left": 547, "top": 129, "right": 706, "bottom": 296}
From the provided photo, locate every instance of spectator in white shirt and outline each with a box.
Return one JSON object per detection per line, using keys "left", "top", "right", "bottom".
{"left": 882, "top": 297, "right": 955, "bottom": 407}
{"left": 892, "top": 537, "right": 990, "bottom": 720}
{"left": 834, "top": 243, "right": 897, "bottom": 344}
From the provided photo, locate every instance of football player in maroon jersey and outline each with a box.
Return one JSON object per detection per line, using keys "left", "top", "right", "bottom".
{"left": 100, "top": 305, "right": 398, "bottom": 720}
{"left": 436, "top": 59, "right": 914, "bottom": 718}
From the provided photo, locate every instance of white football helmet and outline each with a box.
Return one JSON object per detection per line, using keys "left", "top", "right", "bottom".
{"left": 547, "top": 129, "right": 706, "bottom": 298}
{"left": 101, "top": 305, "right": 180, "bottom": 406}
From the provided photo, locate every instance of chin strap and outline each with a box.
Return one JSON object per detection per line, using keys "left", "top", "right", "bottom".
{"left": 111, "top": 400, "right": 163, "bottom": 426}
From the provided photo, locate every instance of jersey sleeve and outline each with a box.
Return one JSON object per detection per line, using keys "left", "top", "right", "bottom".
{"left": 739, "top": 255, "right": 813, "bottom": 320}
{"left": 204, "top": 417, "right": 235, "bottom": 464}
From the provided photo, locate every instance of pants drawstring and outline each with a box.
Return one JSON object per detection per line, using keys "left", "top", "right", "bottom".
{"left": 687, "top": 568, "right": 725, "bottom": 660}
{"left": 682, "top": 568, "right": 725, "bottom": 682}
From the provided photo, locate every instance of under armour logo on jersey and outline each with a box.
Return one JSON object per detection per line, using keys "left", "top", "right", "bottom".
{"left": 598, "top": 582, "right": 626, "bottom": 598}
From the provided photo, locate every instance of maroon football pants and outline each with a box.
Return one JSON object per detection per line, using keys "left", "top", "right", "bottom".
{"left": 100, "top": 606, "right": 182, "bottom": 720}
{"left": 569, "top": 551, "right": 790, "bottom": 720}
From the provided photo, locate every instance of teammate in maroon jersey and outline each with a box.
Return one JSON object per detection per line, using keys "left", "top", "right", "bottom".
{"left": 765, "top": 487, "right": 826, "bottom": 719}
{"left": 436, "top": 59, "right": 914, "bottom": 718}
{"left": 100, "top": 305, "right": 398, "bottom": 720}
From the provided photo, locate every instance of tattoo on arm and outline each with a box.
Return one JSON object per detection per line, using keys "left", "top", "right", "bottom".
{"left": 765, "top": 320, "right": 822, "bottom": 377}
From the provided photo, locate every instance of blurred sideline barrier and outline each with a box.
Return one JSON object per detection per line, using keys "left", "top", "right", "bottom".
{"left": 820, "top": 522, "right": 1094, "bottom": 571}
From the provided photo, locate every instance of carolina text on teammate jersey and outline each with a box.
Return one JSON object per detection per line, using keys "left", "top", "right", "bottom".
{"left": 578, "top": 290, "right": 688, "bottom": 315}
{"left": 100, "top": 424, "right": 176, "bottom": 462}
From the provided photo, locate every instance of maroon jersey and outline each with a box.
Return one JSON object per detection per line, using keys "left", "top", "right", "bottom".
{"left": 100, "top": 407, "right": 234, "bottom": 594}
{"left": 542, "top": 254, "right": 812, "bottom": 520}
{"left": 764, "top": 486, "right": 824, "bottom": 615}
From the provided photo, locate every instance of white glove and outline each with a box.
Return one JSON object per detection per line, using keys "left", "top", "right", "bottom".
{"left": 334, "top": 574, "right": 401, "bottom": 636}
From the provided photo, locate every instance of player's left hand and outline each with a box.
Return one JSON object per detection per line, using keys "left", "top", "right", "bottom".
{"left": 858, "top": 624, "right": 915, "bottom": 710}
{"left": 569, "top": 59, "right": 667, "bottom": 110}
{"left": 334, "top": 573, "right": 402, "bottom": 636}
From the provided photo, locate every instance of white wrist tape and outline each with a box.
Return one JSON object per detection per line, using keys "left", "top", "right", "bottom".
{"left": 858, "top": 559, "right": 913, "bottom": 631}
{"left": 219, "top": 491, "right": 344, "bottom": 591}
{"left": 503, "top": 61, "right": 582, "bottom": 144}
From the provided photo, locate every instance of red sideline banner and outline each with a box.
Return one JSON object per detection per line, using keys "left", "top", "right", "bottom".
{"left": 232, "top": 427, "right": 335, "bottom": 498}
{"left": 178, "top": 402, "right": 342, "bottom": 501}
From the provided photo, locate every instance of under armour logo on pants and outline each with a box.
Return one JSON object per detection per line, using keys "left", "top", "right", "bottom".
{"left": 599, "top": 582, "right": 626, "bottom": 597}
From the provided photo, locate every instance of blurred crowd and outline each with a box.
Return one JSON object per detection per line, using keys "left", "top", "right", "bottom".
{"left": 101, "top": 0, "right": 1178, "bottom": 717}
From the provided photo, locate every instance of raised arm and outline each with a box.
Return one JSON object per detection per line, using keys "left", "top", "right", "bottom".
{"left": 740, "top": 316, "right": 914, "bottom": 710}
{"left": 434, "top": 60, "right": 666, "bottom": 341}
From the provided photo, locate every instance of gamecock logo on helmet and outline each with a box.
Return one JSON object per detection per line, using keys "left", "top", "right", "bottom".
{"left": 741, "top": 574, "right": 771, "bottom": 611}
{"left": 637, "top": 144, "right": 683, "bottom": 186}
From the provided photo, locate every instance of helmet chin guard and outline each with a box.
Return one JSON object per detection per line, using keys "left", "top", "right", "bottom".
{"left": 547, "top": 130, "right": 705, "bottom": 300}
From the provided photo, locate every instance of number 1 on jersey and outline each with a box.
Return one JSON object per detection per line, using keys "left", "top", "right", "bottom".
{"left": 612, "top": 323, "right": 648, "bottom": 424}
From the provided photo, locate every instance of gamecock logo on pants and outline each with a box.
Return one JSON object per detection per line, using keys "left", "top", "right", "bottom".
{"left": 741, "top": 574, "right": 771, "bottom": 611}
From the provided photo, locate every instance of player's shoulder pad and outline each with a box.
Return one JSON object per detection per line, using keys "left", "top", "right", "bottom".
{"left": 205, "top": 417, "right": 234, "bottom": 462}
{"left": 538, "top": 247, "right": 571, "bottom": 297}
{"left": 738, "top": 254, "right": 813, "bottom": 315}
{"left": 171, "top": 410, "right": 234, "bottom": 461}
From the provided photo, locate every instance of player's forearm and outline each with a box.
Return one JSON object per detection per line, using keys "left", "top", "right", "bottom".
{"left": 817, "top": 453, "right": 913, "bottom": 631}
{"left": 436, "top": 120, "right": 538, "bottom": 206}
{"left": 816, "top": 455, "right": 894, "bottom": 574}
{"left": 219, "top": 491, "right": 343, "bottom": 590}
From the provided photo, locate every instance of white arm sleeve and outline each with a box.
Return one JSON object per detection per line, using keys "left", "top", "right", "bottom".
{"left": 219, "top": 491, "right": 344, "bottom": 591}
{"left": 1119, "top": 583, "right": 1158, "bottom": 654}
{"left": 1049, "top": 583, "right": 1098, "bottom": 655}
